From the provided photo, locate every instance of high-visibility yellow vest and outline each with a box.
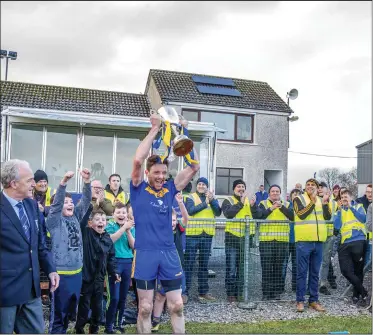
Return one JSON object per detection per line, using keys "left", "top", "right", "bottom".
{"left": 45, "top": 187, "right": 56, "bottom": 206}
{"left": 259, "top": 199, "right": 290, "bottom": 242}
{"left": 340, "top": 204, "right": 367, "bottom": 244}
{"left": 104, "top": 190, "right": 126, "bottom": 205}
{"left": 225, "top": 197, "right": 254, "bottom": 237}
{"left": 326, "top": 199, "right": 338, "bottom": 237}
{"left": 186, "top": 193, "right": 215, "bottom": 236}
{"left": 294, "top": 193, "right": 327, "bottom": 242}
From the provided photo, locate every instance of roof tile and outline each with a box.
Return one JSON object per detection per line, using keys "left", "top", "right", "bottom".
{"left": 148, "top": 69, "right": 292, "bottom": 113}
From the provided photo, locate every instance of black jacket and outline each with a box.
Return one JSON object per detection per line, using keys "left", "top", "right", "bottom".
{"left": 356, "top": 195, "right": 371, "bottom": 212}
{"left": 80, "top": 205, "right": 117, "bottom": 283}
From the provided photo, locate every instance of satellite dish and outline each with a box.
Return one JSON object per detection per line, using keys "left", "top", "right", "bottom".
{"left": 288, "top": 89, "right": 298, "bottom": 100}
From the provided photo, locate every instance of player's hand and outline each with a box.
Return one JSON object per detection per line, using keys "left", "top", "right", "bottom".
{"left": 61, "top": 171, "right": 75, "bottom": 185}
{"left": 115, "top": 274, "right": 121, "bottom": 283}
{"left": 80, "top": 168, "right": 91, "bottom": 183}
{"left": 150, "top": 112, "right": 161, "bottom": 130}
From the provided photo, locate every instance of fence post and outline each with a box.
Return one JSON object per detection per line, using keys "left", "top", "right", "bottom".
{"left": 238, "top": 217, "right": 257, "bottom": 310}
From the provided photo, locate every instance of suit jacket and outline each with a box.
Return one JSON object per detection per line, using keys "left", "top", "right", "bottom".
{"left": 0, "top": 192, "right": 56, "bottom": 307}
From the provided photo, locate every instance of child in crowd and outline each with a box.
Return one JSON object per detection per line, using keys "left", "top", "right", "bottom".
{"left": 75, "top": 209, "right": 120, "bottom": 334}
{"left": 151, "top": 192, "right": 188, "bottom": 332}
{"left": 46, "top": 169, "right": 92, "bottom": 334}
{"left": 105, "top": 202, "right": 136, "bottom": 334}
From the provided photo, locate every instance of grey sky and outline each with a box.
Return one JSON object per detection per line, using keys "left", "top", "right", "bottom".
{"left": 1, "top": 1, "right": 371, "bottom": 191}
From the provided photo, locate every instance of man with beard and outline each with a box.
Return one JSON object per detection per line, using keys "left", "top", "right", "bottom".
{"left": 221, "top": 179, "right": 257, "bottom": 303}
{"left": 130, "top": 113, "right": 199, "bottom": 334}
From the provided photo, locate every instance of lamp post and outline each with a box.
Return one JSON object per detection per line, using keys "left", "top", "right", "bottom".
{"left": 1, "top": 50, "right": 18, "bottom": 81}
{"left": 286, "top": 88, "right": 299, "bottom": 148}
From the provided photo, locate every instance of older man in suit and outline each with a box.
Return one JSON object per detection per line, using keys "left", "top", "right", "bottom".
{"left": 0, "top": 159, "right": 60, "bottom": 334}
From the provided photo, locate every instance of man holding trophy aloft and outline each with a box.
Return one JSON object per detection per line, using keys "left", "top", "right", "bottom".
{"left": 130, "top": 106, "right": 199, "bottom": 334}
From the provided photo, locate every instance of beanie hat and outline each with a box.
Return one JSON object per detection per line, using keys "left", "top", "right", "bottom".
{"left": 34, "top": 170, "right": 48, "bottom": 183}
{"left": 319, "top": 181, "right": 328, "bottom": 188}
{"left": 197, "top": 177, "right": 208, "bottom": 188}
{"left": 269, "top": 184, "right": 281, "bottom": 193}
{"left": 233, "top": 179, "right": 246, "bottom": 190}
{"left": 333, "top": 184, "right": 340, "bottom": 190}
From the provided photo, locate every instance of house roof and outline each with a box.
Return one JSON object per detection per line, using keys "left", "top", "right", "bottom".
{"left": 146, "top": 69, "right": 293, "bottom": 113}
{"left": 356, "top": 139, "right": 372, "bottom": 149}
{"left": 0, "top": 81, "right": 151, "bottom": 117}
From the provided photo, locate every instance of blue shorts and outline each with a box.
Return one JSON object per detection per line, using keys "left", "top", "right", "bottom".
{"left": 133, "top": 249, "right": 183, "bottom": 281}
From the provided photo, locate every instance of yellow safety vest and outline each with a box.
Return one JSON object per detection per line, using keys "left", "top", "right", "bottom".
{"left": 259, "top": 199, "right": 290, "bottom": 242}
{"left": 294, "top": 193, "right": 327, "bottom": 242}
{"left": 45, "top": 187, "right": 56, "bottom": 206}
{"left": 104, "top": 190, "right": 126, "bottom": 205}
{"left": 225, "top": 197, "right": 254, "bottom": 237}
{"left": 326, "top": 199, "right": 338, "bottom": 237}
{"left": 340, "top": 204, "right": 367, "bottom": 244}
{"left": 186, "top": 193, "right": 215, "bottom": 236}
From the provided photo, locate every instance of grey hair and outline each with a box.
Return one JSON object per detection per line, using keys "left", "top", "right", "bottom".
{"left": 1, "top": 159, "right": 31, "bottom": 188}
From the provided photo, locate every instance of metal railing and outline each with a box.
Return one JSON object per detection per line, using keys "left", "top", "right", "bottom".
{"left": 40, "top": 218, "right": 371, "bottom": 309}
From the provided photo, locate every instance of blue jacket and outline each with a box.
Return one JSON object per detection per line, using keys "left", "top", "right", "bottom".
{"left": 0, "top": 192, "right": 56, "bottom": 307}
{"left": 334, "top": 204, "right": 366, "bottom": 244}
{"left": 255, "top": 191, "right": 268, "bottom": 206}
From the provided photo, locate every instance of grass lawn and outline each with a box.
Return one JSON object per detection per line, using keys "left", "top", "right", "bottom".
{"left": 71, "top": 315, "right": 372, "bottom": 334}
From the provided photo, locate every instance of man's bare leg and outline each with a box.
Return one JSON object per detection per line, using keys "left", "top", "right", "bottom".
{"left": 165, "top": 289, "right": 185, "bottom": 334}
{"left": 137, "top": 288, "right": 154, "bottom": 334}
{"left": 152, "top": 292, "right": 166, "bottom": 319}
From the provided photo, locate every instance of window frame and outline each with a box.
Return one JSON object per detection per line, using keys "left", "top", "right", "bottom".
{"left": 215, "top": 167, "right": 244, "bottom": 196}
{"left": 182, "top": 109, "right": 254, "bottom": 143}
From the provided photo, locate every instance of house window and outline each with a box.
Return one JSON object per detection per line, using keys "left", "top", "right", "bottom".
{"left": 215, "top": 167, "right": 243, "bottom": 195}
{"left": 182, "top": 110, "right": 199, "bottom": 122}
{"left": 45, "top": 127, "right": 78, "bottom": 190}
{"left": 83, "top": 129, "right": 114, "bottom": 186}
{"left": 10, "top": 124, "right": 43, "bottom": 171}
{"left": 182, "top": 109, "right": 254, "bottom": 142}
{"left": 116, "top": 132, "right": 143, "bottom": 193}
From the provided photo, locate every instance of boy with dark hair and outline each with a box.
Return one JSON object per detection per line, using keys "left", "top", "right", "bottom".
{"left": 75, "top": 209, "right": 120, "bottom": 334}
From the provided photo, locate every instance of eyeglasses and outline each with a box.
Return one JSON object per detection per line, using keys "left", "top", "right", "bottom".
{"left": 92, "top": 187, "right": 103, "bottom": 190}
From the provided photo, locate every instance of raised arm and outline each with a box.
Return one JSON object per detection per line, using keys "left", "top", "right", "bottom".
{"left": 132, "top": 114, "right": 161, "bottom": 187}
{"left": 175, "top": 192, "right": 188, "bottom": 227}
{"left": 46, "top": 171, "right": 74, "bottom": 231}
{"left": 174, "top": 148, "right": 200, "bottom": 192}
{"left": 75, "top": 168, "right": 92, "bottom": 221}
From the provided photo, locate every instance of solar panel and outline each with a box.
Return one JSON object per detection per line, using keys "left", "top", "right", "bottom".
{"left": 192, "top": 75, "right": 235, "bottom": 87}
{"left": 196, "top": 85, "right": 242, "bottom": 97}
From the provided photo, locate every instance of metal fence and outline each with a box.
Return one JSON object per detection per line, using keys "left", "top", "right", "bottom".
{"left": 40, "top": 218, "right": 371, "bottom": 311}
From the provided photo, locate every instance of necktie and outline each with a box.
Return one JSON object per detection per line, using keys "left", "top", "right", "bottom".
{"left": 16, "top": 202, "right": 31, "bottom": 242}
